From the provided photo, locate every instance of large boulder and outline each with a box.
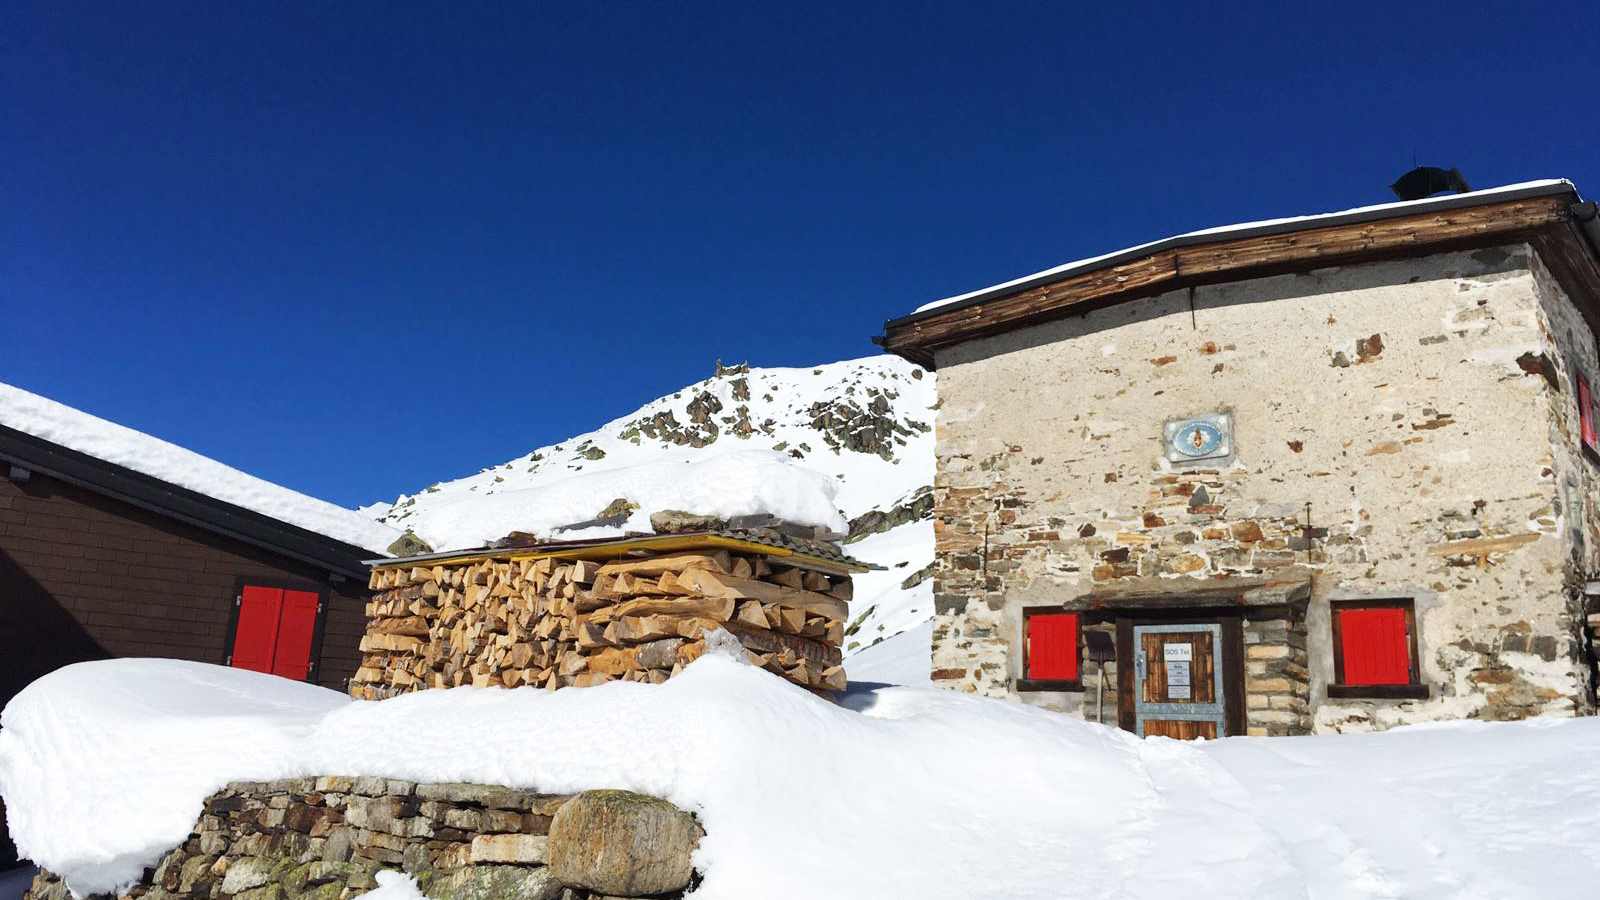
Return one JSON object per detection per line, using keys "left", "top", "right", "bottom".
{"left": 547, "top": 790, "right": 701, "bottom": 897}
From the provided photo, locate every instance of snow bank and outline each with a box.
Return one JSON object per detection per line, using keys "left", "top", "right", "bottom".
{"left": 392, "top": 450, "right": 850, "bottom": 550}
{"left": 0, "top": 382, "right": 401, "bottom": 554}
{"left": 843, "top": 620, "right": 932, "bottom": 687}
{"left": 6, "top": 658, "right": 1600, "bottom": 899}
{"left": 0, "top": 660, "right": 347, "bottom": 894}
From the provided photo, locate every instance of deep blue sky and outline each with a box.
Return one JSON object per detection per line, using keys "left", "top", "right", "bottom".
{"left": 5, "top": 2, "right": 1598, "bottom": 508}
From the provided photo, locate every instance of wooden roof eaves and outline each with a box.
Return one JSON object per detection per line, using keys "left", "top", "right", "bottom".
{"left": 879, "top": 191, "right": 1589, "bottom": 369}
{"left": 0, "top": 424, "right": 375, "bottom": 582}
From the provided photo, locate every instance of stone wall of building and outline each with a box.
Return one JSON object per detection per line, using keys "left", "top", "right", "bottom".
{"left": 929, "top": 244, "right": 1594, "bottom": 733}
{"left": 25, "top": 779, "right": 702, "bottom": 900}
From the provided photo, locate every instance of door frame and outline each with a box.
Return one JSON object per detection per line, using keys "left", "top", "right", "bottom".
{"left": 1116, "top": 608, "right": 1246, "bottom": 736}
{"left": 222, "top": 576, "right": 331, "bottom": 683}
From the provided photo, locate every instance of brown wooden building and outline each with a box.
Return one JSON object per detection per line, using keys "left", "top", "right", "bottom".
{"left": 0, "top": 406, "right": 390, "bottom": 866}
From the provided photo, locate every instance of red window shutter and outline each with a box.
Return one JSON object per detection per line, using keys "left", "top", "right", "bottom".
{"left": 231, "top": 586, "right": 283, "bottom": 674}
{"left": 1339, "top": 607, "right": 1410, "bottom": 685}
{"left": 1581, "top": 377, "right": 1597, "bottom": 450}
{"left": 1027, "top": 612, "right": 1080, "bottom": 681}
{"left": 271, "top": 590, "right": 321, "bottom": 682}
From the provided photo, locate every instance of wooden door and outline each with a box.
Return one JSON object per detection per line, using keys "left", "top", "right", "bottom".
{"left": 1133, "top": 623, "right": 1225, "bottom": 739}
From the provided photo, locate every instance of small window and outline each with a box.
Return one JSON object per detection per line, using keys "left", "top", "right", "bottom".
{"left": 1329, "top": 600, "right": 1427, "bottom": 700}
{"left": 1018, "top": 609, "right": 1082, "bottom": 691}
{"left": 1581, "top": 374, "right": 1599, "bottom": 454}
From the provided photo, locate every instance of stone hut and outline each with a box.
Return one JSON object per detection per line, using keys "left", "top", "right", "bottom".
{"left": 878, "top": 178, "right": 1600, "bottom": 735}
{"left": 355, "top": 525, "right": 865, "bottom": 698}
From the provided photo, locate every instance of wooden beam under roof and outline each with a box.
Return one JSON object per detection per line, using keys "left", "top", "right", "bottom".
{"left": 880, "top": 193, "right": 1587, "bottom": 368}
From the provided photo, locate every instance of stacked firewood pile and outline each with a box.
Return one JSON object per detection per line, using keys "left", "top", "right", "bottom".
{"left": 353, "top": 548, "right": 852, "bottom": 699}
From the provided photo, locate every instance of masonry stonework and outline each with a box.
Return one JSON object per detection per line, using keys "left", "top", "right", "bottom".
{"left": 24, "top": 779, "right": 702, "bottom": 900}
{"left": 930, "top": 245, "right": 1599, "bottom": 733}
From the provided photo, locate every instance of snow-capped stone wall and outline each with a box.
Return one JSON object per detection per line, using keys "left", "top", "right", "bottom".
{"left": 23, "top": 779, "right": 701, "bottom": 900}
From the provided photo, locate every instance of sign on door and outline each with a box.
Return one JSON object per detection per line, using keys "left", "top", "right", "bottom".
{"left": 1164, "top": 642, "right": 1192, "bottom": 701}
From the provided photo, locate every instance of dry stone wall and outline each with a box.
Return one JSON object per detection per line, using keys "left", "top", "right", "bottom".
{"left": 930, "top": 244, "right": 1596, "bottom": 733}
{"left": 24, "top": 780, "right": 701, "bottom": 900}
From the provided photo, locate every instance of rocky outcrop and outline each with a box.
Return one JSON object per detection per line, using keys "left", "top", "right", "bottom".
{"left": 24, "top": 779, "right": 701, "bottom": 900}
{"left": 846, "top": 485, "right": 933, "bottom": 543}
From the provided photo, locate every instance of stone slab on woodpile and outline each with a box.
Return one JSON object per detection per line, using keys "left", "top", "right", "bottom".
{"left": 355, "top": 548, "right": 852, "bottom": 698}
{"left": 24, "top": 779, "right": 700, "bottom": 900}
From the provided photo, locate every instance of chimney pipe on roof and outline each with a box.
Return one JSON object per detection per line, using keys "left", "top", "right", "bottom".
{"left": 1391, "top": 167, "right": 1472, "bottom": 201}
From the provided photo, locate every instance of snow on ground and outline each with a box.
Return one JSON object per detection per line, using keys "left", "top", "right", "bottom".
{"left": 838, "top": 519, "right": 933, "bottom": 657}
{"left": 368, "top": 356, "right": 934, "bottom": 551}
{"left": 910, "top": 179, "right": 1575, "bottom": 315}
{"left": 357, "top": 872, "right": 426, "bottom": 899}
{"left": 0, "top": 661, "right": 347, "bottom": 895}
{"left": 6, "top": 657, "right": 1600, "bottom": 900}
{"left": 842, "top": 620, "right": 931, "bottom": 688}
{"left": 0, "top": 382, "right": 401, "bottom": 555}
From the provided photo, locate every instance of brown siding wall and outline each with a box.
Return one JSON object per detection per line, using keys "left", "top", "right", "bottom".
{"left": 0, "top": 471, "right": 369, "bottom": 706}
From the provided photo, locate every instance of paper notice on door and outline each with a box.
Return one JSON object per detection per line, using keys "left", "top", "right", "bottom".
{"left": 1165, "top": 643, "right": 1193, "bottom": 700}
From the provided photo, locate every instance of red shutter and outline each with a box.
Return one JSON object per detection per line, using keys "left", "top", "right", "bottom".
{"left": 272, "top": 590, "right": 320, "bottom": 682}
{"left": 1339, "top": 607, "right": 1410, "bottom": 685}
{"left": 1027, "top": 612, "right": 1080, "bottom": 681}
{"left": 231, "top": 586, "right": 283, "bottom": 674}
{"left": 1581, "top": 376, "right": 1597, "bottom": 451}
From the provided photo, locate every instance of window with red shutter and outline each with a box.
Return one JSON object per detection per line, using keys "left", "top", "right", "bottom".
{"left": 1581, "top": 375, "right": 1598, "bottom": 452}
{"left": 231, "top": 586, "right": 283, "bottom": 675}
{"left": 272, "top": 590, "right": 321, "bottom": 681}
{"left": 1023, "top": 610, "right": 1081, "bottom": 685}
{"left": 1330, "top": 600, "right": 1426, "bottom": 699}
{"left": 229, "top": 582, "right": 322, "bottom": 682}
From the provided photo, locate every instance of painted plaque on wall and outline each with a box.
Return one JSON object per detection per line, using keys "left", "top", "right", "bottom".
{"left": 1163, "top": 412, "right": 1234, "bottom": 466}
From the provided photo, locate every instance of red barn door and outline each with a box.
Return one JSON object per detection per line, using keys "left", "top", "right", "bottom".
{"left": 229, "top": 584, "right": 322, "bottom": 682}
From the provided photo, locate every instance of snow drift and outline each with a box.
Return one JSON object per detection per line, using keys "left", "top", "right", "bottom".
{"left": 8, "top": 657, "right": 1597, "bottom": 900}
{"left": 385, "top": 450, "right": 850, "bottom": 550}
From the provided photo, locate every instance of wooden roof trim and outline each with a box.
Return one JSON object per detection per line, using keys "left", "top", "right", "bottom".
{"left": 0, "top": 424, "right": 374, "bottom": 581}
{"left": 880, "top": 194, "right": 1577, "bottom": 368}
{"left": 370, "top": 533, "right": 869, "bottom": 576}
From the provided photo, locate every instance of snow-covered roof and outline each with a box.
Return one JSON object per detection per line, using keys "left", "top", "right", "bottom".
{"left": 0, "top": 381, "right": 400, "bottom": 557}
{"left": 907, "top": 178, "right": 1578, "bottom": 317}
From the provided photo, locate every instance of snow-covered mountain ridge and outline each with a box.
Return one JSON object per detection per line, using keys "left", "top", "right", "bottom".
{"left": 363, "top": 355, "right": 937, "bottom": 669}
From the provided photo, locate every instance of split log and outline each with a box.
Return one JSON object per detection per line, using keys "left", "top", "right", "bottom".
{"left": 676, "top": 568, "right": 848, "bottom": 620}
{"left": 597, "top": 551, "right": 733, "bottom": 578}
